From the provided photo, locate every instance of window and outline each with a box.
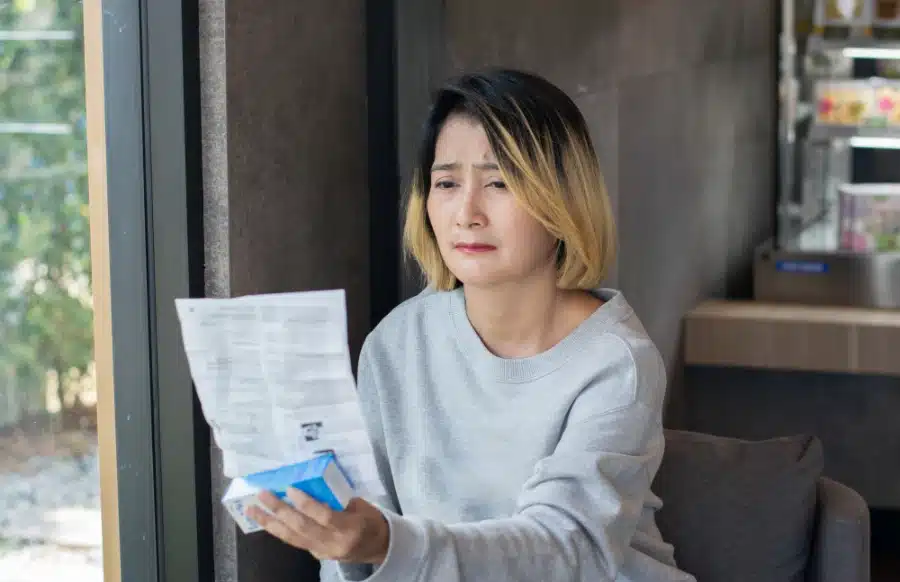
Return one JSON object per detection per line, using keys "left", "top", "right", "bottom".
{"left": 0, "top": 1, "right": 101, "bottom": 580}
{"left": 1, "top": 1, "right": 211, "bottom": 581}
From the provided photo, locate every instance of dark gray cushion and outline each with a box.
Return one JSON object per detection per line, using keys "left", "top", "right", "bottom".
{"left": 653, "top": 430, "right": 824, "bottom": 582}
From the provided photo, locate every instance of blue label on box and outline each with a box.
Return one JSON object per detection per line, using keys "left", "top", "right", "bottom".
{"left": 776, "top": 260, "right": 829, "bottom": 274}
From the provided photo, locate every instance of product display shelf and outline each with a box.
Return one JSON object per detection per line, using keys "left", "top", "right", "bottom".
{"left": 756, "top": 0, "right": 900, "bottom": 309}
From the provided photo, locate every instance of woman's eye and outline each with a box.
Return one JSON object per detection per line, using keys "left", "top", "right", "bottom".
{"left": 434, "top": 180, "right": 456, "bottom": 190}
{"left": 487, "top": 180, "right": 507, "bottom": 190}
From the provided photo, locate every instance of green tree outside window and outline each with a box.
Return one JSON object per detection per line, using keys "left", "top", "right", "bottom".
{"left": 0, "top": 0, "right": 92, "bottom": 428}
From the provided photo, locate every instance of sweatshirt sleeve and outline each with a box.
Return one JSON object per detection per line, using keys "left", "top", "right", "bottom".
{"left": 319, "top": 339, "right": 403, "bottom": 582}
{"left": 354, "top": 335, "right": 667, "bottom": 582}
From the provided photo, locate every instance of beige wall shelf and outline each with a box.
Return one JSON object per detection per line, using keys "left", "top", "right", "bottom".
{"left": 684, "top": 300, "right": 900, "bottom": 377}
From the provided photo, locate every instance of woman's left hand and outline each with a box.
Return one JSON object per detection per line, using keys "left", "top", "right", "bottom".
{"left": 247, "top": 489, "right": 390, "bottom": 564}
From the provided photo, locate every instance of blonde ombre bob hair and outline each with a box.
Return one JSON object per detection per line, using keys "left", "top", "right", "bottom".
{"left": 403, "top": 69, "right": 617, "bottom": 291}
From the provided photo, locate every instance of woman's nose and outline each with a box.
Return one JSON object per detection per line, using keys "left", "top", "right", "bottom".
{"left": 455, "top": 185, "right": 485, "bottom": 228}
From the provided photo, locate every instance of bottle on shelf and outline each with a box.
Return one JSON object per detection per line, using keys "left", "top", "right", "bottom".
{"left": 873, "top": 0, "right": 900, "bottom": 39}
{"left": 815, "top": 0, "right": 873, "bottom": 39}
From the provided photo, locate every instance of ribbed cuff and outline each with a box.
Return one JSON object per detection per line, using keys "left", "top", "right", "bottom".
{"left": 364, "top": 508, "right": 427, "bottom": 581}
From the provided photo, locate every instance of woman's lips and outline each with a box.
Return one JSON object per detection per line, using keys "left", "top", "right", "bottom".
{"left": 454, "top": 243, "right": 497, "bottom": 254}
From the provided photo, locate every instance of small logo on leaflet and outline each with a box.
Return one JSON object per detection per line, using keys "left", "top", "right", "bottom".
{"left": 301, "top": 421, "right": 323, "bottom": 442}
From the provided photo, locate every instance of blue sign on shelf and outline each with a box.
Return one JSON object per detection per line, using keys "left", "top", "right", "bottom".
{"left": 776, "top": 260, "right": 829, "bottom": 274}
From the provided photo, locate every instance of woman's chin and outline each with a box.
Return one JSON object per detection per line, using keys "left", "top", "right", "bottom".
{"left": 449, "top": 256, "right": 558, "bottom": 289}
{"left": 452, "top": 269, "right": 515, "bottom": 289}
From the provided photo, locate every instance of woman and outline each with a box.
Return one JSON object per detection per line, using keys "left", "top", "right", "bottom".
{"left": 248, "top": 69, "right": 695, "bottom": 582}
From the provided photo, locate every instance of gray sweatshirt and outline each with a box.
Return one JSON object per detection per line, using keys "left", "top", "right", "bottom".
{"left": 320, "top": 288, "right": 695, "bottom": 582}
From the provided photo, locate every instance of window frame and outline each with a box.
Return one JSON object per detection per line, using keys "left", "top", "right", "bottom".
{"left": 91, "top": 0, "right": 211, "bottom": 580}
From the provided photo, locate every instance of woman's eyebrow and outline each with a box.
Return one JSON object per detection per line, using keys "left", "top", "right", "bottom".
{"left": 431, "top": 162, "right": 499, "bottom": 171}
{"left": 431, "top": 162, "right": 459, "bottom": 171}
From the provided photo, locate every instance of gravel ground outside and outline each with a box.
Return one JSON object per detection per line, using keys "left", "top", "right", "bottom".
{"left": 0, "top": 431, "right": 102, "bottom": 582}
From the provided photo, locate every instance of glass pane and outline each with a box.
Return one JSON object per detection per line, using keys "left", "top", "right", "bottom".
{"left": 782, "top": 0, "right": 900, "bottom": 252}
{"left": 0, "top": 1, "right": 100, "bottom": 581}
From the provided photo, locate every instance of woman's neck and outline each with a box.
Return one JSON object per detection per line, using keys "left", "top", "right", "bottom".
{"left": 462, "top": 276, "right": 601, "bottom": 359}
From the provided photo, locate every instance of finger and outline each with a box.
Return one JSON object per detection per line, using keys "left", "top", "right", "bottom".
{"left": 247, "top": 505, "right": 287, "bottom": 533}
{"left": 248, "top": 506, "right": 322, "bottom": 552}
{"left": 249, "top": 505, "right": 317, "bottom": 550}
{"left": 257, "top": 491, "right": 330, "bottom": 540}
{"left": 246, "top": 505, "right": 270, "bottom": 529}
{"left": 257, "top": 490, "right": 287, "bottom": 513}
{"left": 286, "top": 488, "right": 341, "bottom": 529}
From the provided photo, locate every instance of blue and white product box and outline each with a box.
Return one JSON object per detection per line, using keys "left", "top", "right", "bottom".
{"left": 222, "top": 453, "right": 356, "bottom": 534}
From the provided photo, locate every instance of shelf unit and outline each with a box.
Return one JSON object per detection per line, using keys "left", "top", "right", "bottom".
{"left": 809, "top": 125, "right": 900, "bottom": 140}
{"left": 754, "top": 0, "right": 900, "bottom": 309}
{"left": 685, "top": 299, "right": 900, "bottom": 376}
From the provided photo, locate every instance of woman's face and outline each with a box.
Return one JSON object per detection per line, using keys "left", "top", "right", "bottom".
{"left": 426, "top": 114, "right": 558, "bottom": 289}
